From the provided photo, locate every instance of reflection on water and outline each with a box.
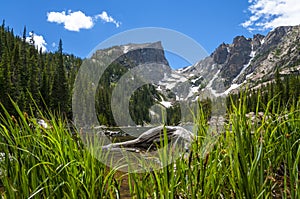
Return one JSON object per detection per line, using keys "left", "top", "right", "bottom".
{"left": 79, "top": 125, "right": 195, "bottom": 171}
{"left": 80, "top": 125, "right": 196, "bottom": 198}
{"left": 109, "top": 125, "right": 195, "bottom": 198}
{"left": 77, "top": 122, "right": 222, "bottom": 197}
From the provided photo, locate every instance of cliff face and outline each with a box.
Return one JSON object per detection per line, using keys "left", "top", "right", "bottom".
{"left": 240, "top": 26, "right": 300, "bottom": 85}
{"left": 81, "top": 25, "right": 300, "bottom": 125}
{"left": 178, "top": 25, "right": 300, "bottom": 97}
{"left": 91, "top": 41, "right": 169, "bottom": 68}
{"left": 87, "top": 42, "right": 177, "bottom": 126}
{"left": 90, "top": 25, "right": 300, "bottom": 102}
{"left": 219, "top": 36, "right": 252, "bottom": 85}
{"left": 91, "top": 41, "right": 172, "bottom": 83}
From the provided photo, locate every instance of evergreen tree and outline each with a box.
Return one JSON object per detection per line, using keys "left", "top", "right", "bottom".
{"left": 275, "top": 68, "right": 284, "bottom": 106}
{"left": 0, "top": 23, "right": 81, "bottom": 117}
{"left": 51, "top": 39, "right": 69, "bottom": 115}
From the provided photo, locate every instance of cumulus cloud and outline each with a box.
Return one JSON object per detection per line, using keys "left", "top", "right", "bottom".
{"left": 26, "top": 32, "right": 47, "bottom": 52}
{"left": 47, "top": 10, "right": 121, "bottom": 31}
{"left": 96, "top": 11, "right": 121, "bottom": 27}
{"left": 47, "top": 11, "right": 94, "bottom": 31}
{"left": 242, "top": 0, "right": 300, "bottom": 31}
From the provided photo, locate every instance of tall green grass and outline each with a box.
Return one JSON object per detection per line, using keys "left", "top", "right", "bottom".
{"left": 0, "top": 100, "right": 119, "bottom": 198}
{"left": 0, "top": 94, "right": 299, "bottom": 198}
{"left": 125, "top": 94, "right": 300, "bottom": 198}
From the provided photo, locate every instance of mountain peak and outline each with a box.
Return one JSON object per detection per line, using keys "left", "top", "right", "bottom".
{"left": 89, "top": 25, "right": 300, "bottom": 102}
{"left": 178, "top": 25, "right": 300, "bottom": 97}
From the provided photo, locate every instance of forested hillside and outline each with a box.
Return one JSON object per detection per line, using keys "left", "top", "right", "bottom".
{"left": 228, "top": 69, "right": 300, "bottom": 113}
{"left": 1, "top": 21, "right": 300, "bottom": 126}
{"left": 0, "top": 22, "right": 82, "bottom": 117}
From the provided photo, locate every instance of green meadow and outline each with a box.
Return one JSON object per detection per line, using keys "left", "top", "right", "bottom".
{"left": 0, "top": 94, "right": 299, "bottom": 199}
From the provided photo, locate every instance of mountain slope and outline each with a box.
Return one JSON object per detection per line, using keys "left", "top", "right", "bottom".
{"left": 178, "top": 25, "right": 300, "bottom": 97}
{"left": 79, "top": 25, "right": 300, "bottom": 126}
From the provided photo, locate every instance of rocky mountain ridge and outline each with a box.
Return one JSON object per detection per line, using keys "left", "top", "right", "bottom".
{"left": 175, "top": 25, "right": 300, "bottom": 99}
{"left": 91, "top": 25, "right": 300, "bottom": 105}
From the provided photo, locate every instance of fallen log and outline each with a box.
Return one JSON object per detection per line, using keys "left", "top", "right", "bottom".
{"left": 102, "top": 126, "right": 194, "bottom": 152}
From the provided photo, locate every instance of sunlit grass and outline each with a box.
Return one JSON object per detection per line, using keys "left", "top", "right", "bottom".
{"left": 0, "top": 100, "right": 119, "bottom": 198}
{"left": 0, "top": 94, "right": 299, "bottom": 198}
{"left": 125, "top": 94, "right": 300, "bottom": 198}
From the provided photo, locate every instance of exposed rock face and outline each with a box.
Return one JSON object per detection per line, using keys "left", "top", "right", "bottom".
{"left": 252, "top": 34, "right": 265, "bottom": 52}
{"left": 88, "top": 25, "right": 300, "bottom": 103}
{"left": 239, "top": 25, "right": 300, "bottom": 85}
{"left": 178, "top": 34, "right": 259, "bottom": 94}
{"left": 258, "top": 26, "right": 291, "bottom": 54}
{"left": 91, "top": 41, "right": 169, "bottom": 68}
{"left": 220, "top": 36, "right": 252, "bottom": 86}
{"left": 213, "top": 43, "right": 228, "bottom": 64}
{"left": 118, "top": 42, "right": 169, "bottom": 69}
{"left": 178, "top": 25, "right": 300, "bottom": 96}
{"left": 91, "top": 41, "right": 172, "bottom": 83}
{"left": 252, "top": 34, "right": 264, "bottom": 51}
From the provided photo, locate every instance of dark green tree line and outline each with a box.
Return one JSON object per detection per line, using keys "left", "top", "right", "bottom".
{"left": 228, "top": 69, "right": 300, "bottom": 113}
{"left": 0, "top": 22, "right": 81, "bottom": 117}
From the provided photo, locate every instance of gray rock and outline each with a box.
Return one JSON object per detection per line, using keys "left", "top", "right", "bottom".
{"left": 213, "top": 43, "right": 229, "bottom": 64}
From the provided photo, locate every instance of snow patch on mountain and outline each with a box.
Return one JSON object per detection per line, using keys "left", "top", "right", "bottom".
{"left": 177, "top": 65, "right": 193, "bottom": 74}
{"left": 224, "top": 83, "right": 240, "bottom": 95}
{"left": 227, "top": 47, "right": 230, "bottom": 53}
{"left": 191, "top": 76, "right": 203, "bottom": 84}
{"left": 123, "top": 45, "right": 130, "bottom": 53}
{"left": 158, "top": 95, "right": 172, "bottom": 108}
{"left": 171, "top": 73, "right": 187, "bottom": 82}
{"left": 158, "top": 71, "right": 188, "bottom": 90}
{"left": 205, "top": 69, "right": 222, "bottom": 96}
{"left": 186, "top": 85, "right": 200, "bottom": 99}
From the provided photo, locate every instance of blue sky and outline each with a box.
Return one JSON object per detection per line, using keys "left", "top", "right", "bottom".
{"left": 1, "top": 0, "right": 300, "bottom": 68}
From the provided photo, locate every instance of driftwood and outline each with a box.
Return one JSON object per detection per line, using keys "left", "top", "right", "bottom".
{"left": 102, "top": 126, "right": 194, "bottom": 152}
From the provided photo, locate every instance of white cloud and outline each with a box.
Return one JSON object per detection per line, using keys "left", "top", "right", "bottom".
{"left": 47, "top": 10, "right": 121, "bottom": 31}
{"left": 96, "top": 11, "right": 121, "bottom": 28}
{"left": 26, "top": 32, "right": 47, "bottom": 52}
{"left": 242, "top": 0, "right": 300, "bottom": 31}
{"left": 47, "top": 11, "right": 94, "bottom": 31}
